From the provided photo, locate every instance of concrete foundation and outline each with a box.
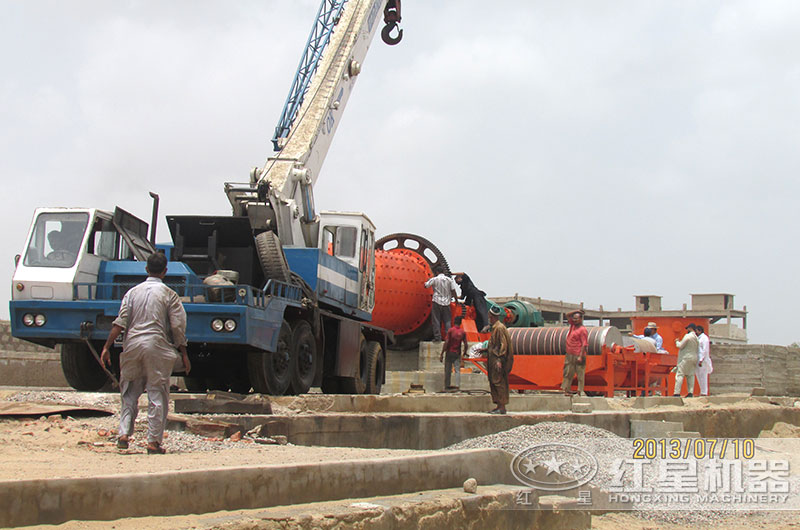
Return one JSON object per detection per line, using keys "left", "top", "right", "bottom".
{"left": 0, "top": 449, "right": 521, "bottom": 527}
{"left": 199, "top": 402, "right": 800, "bottom": 450}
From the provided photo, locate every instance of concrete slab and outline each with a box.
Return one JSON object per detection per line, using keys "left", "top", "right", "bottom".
{"left": 631, "top": 396, "right": 684, "bottom": 409}
{"left": 665, "top": 431, "right": 701, "bottom": 438}
{"left": 0, "top": 449, "right": 517, "bottom": 527}
{"left": 630, "top": 419, "right": 684, "bottom": 438}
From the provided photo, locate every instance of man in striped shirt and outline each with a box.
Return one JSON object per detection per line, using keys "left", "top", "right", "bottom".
{"left": 424, "top": 268, "right": 458, "bottom": 341}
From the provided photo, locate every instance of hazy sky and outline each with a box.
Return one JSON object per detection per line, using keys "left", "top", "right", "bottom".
{"left": 2, "top": 1, "right": 799, "bottom": 344}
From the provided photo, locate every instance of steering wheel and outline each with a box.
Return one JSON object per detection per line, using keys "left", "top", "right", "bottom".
{"left": 46, "top": 250, "right": 77, "bottom": 263}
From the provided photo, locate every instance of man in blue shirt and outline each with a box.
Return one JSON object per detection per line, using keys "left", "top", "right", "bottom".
{"left": 646, "top": 322, "right": 663, "bottom": 350}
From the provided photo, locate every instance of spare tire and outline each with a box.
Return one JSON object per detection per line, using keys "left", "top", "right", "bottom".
{"left": 255, "top": 231, "right": 290, "bottom": 284}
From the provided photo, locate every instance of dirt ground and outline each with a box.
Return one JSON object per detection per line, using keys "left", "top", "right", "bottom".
{"left": 0, "top": 414, "right": 429, "bottom": 481}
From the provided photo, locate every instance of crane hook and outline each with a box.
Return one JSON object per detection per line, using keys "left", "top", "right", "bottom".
{"left": 382, "top": 0, "right": 403, "bottom": 45}
{"left": 381, "top": 22, "right": 403, "bottom": 45}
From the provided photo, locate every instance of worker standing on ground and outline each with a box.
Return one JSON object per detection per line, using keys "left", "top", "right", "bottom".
{"left": 440, "top": 316, "right": 468, "bottom": 390}
{"left": 100, "top": 252, "right": 191, "bottom": 454}
{"left": 673, "top": 323, "right": 699, "bottom": 398}
{"left": 486, "top": 306, "right": 513, "bottom": 414}
{"left": 453, "top": 272, "right": 489, "bottom": 333}
{"left": 424, "top": 267, "right": 458, "bottom": 341}
{"left": 561, "top": 309, "right": 589, "bottom": 396}
{"left": 696, "top": 325, "right": 712, "bottom": 396}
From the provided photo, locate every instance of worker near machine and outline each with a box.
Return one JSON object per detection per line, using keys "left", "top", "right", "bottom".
{"left": 452, "top": 272, "right": 489, "bottom": 333}
{"left": 633, "top": 327, "right": 657, "bottom": 347}
{"left": 673, "top": 323, "right": 699, "bottom": 398}
{"left": 440, "top": 316, "right": 468, "bottom": 390}
{"left": 561, "top": 309, "right": 589, "bottom": 396}
{"left": 486, "top": 305, "right": 513, "bottom": 414}
{"left": 646, "top": 322, "right": 664, "bottom": 350}
{"left": 424, "top": 267, "right": 458, "bottom": 341}
{"left": 696, "top": 325, "right": 712, "bottom": 396}
{"left": 100, "top": 252, "right": 191, "bottom": 454}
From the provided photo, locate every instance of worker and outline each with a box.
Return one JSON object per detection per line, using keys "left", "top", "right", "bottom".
{"left": 486, "top": 305, "right": 513, "bottom": 414}
{"left": 673, "top": 323, "right": 699, "bottom": 397}
{"left": 632, "top": 327, "right": 657, "bottom": 347}
{"left": 696, "top": 325, "right": 712, "bottom": 396}
{"left": 645, "top": 322, "right": 664, "bottom": 350}
{"left": 100, "top": 252, "right": 191, "bottom": 454}
{"left": 440, "top": 316, "right": 468, "bottom": 390}
{"left": 424, "top": 267, "right": 458, "bottom": 342}
{"left": 453, "top": 272, "right": 489, "bottom": 333}
{"left": 561, "top": 309, "right": 589, "bottom": 396}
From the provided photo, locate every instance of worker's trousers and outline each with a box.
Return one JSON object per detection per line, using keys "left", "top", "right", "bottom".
{"left": 696, "top": 365, "right": 710, "bottom": 396}
{"left": 118, "top": 370, "right": 172, "bottom": 443}
{"left": 444, "top": 353, "right": 461, "bottom": 388}
{"left": 430, "top": 303, "right": 451, "bottom": 341}
{"left": 561, "top": 354, "right": 585, "bottom": 394}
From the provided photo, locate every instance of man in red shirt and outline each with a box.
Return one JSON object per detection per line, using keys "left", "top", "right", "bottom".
{"left": 440, "top": 316, "right": 468, "bottom": 390}
{"left": 561, "top": 309, "right": 589, "bottom": 396}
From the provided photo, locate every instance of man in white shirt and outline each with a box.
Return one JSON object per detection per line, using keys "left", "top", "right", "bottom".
{"left": 101, "top": 252, "right": 190, "bottom": 454}
{"left": 696, "top": 325, "right": 712, "bottom": 396}
{"left": 424, "top": 268, "right": 458, "bottom": 341}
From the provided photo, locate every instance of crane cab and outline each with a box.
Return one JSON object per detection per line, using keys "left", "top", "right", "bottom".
{"left": 12, "top": 207, "right": 154, "bottom": 302}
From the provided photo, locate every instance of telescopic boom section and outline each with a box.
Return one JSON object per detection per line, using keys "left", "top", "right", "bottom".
{"left": 225, "top": 0, "right": 402, "bottom": 250}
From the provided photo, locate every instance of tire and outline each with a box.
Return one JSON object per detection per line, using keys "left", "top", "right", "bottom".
{"left": 288, "top": 320, "right": 317, "bottom": 395}
{"left": 246, "top": 320, "right": 292, "bottom": 395}
{"left": 254, "top": 231, "right": 290, "bottom": 284}
{"left": 365, "top": 341, "right": 384, "bottom": 394}
{"left": 183, "top": 377, "right": 207, "bottom": 393}
{"left": 60, "top": 343, "right": 109, "bottom": 391}
{"left": 340, "top": 334, "right": 367, "bottom": 394}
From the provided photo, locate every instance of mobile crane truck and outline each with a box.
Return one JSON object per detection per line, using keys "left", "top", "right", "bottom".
{"left": 9, "top": 0, "right": 445, "bottom": 396}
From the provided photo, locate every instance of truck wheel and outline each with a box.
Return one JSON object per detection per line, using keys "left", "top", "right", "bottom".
{"left": 288, "top": 320, "right": 317, "bottom": 395}
{"left": 61, "top": 343, "right": 109, "bottom": 391}
{"left": 247, "top": 320, "right": 292, "bottom": 395}
{"left": 341, "top": 334, "right": 368, "bottom": 394}
{"left": 365, "top": 341, "right": 384, "bottom": 394}
{"left": 255, "top": 231, "right": 290, "bottom": 283}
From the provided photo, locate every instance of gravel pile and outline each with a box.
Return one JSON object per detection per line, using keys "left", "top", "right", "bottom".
{"left": 447, "top": 422, "right": 800, "bottom": 519}
{"left": 447, "top": 421, "right": 621, "bottom": 454}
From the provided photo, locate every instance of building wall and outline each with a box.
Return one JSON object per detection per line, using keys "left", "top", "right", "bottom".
{"left": 0, "top": 321, "right": 69, "bottom": 387}
{"left": 710, "top": 344, "right": 800, "bottom": 396}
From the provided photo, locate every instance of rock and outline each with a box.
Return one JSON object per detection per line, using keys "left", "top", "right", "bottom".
{"left": 273, "top": 435, "right": 289, "bottom": 445}
{"left": 230, "top": 431, "right": 242, "bottom": 442}
{"left": 46, "top": 414, "right": 62, "bottom": 422}
{"left": 254, "top": 437, "right": 278, "bottom": 445}
{"left": 97, "top": 429, "right": 108, "bottom": 437}
{"left": 463, "top": 478, "right": 478, "bottom": 494}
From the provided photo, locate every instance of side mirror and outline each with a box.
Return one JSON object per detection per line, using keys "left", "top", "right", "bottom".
{"left": 14, "top": 254, "right": 20, "bottom": 267}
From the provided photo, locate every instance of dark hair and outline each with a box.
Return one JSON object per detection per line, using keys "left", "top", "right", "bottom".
{"left": 643, "top": 328, "right": 652, "bottom": 337}
{"left": 146, "top": 252, "right": 168, "bottom": 275}
{"left": 686, "top": 323, "right": 697, "bottom": 331}
{"left": 454, "top": 316, "right": 463, "bottom": 325}
{"left": 696, "top": 325, "right": 705, "bottom": 334}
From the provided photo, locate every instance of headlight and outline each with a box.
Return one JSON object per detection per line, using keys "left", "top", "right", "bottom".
{"left": 34, "top": 314, "right": 46, "bottom": 327}
{"left": 210, "top": 318, "right": 224, "bottom": 332}
{"left": 224, "top": 319, "right": 237, "bottom": 332}
{"left": 22, "top": 313, "right": 35, "bottom": 327}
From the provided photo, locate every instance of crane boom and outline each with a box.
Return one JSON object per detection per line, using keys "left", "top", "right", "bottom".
{"left": 225, "top": 0, "right": 402, "bottom": 250}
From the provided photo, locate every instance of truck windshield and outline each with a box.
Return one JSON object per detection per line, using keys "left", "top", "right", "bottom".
{"left": 23, "top": 212, "right": 89, "bottom": 268}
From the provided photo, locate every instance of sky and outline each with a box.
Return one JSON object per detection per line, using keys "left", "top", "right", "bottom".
{"left": 1, "top": 0, "right": 799, "bottom": 345}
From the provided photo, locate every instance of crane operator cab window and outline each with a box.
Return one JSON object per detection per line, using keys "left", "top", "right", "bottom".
{"left": 321, "top": 225, "right": 357, "bottom": 260}
{"left": 23, "top": 212, "right": 89, "bottom": 268}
